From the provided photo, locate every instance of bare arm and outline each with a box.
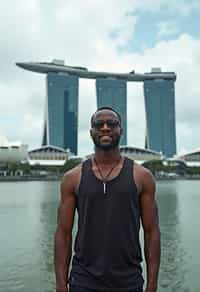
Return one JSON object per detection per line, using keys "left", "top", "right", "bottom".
{"left": 140, "top": 168, "right": 160, "bottom": 292}
{"left": 54, "top": 170, "right": 77, "bottom": 292}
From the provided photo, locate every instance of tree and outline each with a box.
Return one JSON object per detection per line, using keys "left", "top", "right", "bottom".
{"left": 142, "top": 160, "right": 164, "bottom": 174}
{"left": 61, "top": 158, "right": 83, "bottom": 173}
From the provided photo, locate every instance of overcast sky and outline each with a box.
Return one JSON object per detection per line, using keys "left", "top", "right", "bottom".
{"left": 0, "top": 0, "right": 200, "bottom": 156}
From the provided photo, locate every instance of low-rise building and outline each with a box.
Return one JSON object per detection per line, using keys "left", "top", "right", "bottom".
{"left": 0, "top": 136, "right": 28, "bottom": 163}
{"left": 177, "top": 149, "right": 200, "bottom": 167}
{"left": 85, "top": 146, "right": 163, "bottom": 164}
{"left": 120, "top": 146, "right": 163, "bottom": 164}
{"left": 28, "top": 145, "right": 71, "bottom": 166}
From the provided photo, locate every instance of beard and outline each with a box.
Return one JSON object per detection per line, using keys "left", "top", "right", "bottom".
{"left": 92, "top": 135, "right": 121, "bottom": 151}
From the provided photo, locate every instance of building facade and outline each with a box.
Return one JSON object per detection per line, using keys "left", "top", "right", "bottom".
{"left": 120, "top": 146, "right": 162, "bottom": 164}
{"left": 17, "top": 61, "right": 177, "bottom": 157}
{"left": 43, "top": 73, "right": 79, "bottom": 155}
{"left": 96, "top": 78, "right": 127, "bottom": 146}
{"left": 28, "top": 145, "right": 71, "bottom": 166}
{"left": 0, "top": 136, "right": 28, "bottom": 163}
{"left": 144, "top": 77, "right": 176, "bottom": 157}
{"left": 177, "top": 149, "right": 200, "bottom": 167}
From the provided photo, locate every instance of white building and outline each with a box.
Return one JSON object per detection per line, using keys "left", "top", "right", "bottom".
{"left": 0, "top": 136, "right": 28, "bottom": 163}
{"left": 120, "top": 146, "right": 163, "bottom": 164}
{"left": 177, "top": 149, "right": 200, "bottom": 167}
{"left": 85, "top": 146, "right": 162, "bottom": 164}
{"left": 28, "top": 145, "right": 71, "bottom": 166}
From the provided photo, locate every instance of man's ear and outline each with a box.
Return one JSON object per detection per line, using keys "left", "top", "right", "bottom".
{"left": 120, "top": 127, "right": 123, "bottom": 136}
{"left": 90, "top": 129, "right": 92, "bottom": 138}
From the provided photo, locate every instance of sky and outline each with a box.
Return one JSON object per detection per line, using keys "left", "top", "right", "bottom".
{"left": 0, "top": 0, "right": 200, "bottom": 157}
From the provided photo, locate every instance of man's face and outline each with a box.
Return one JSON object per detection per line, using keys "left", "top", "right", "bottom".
{"left": 90, "top": 109, "right": 122, "bottom": 151}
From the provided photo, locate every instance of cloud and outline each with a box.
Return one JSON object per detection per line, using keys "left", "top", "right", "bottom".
{"left": 0, "top": 1, "right": 200, "bottom": 156}
{"left": 157, "top": 21, "right": 179, "bottom": 37}
{"left": 82, "top": 34, "right": 200, "bottom": 155}
{"left": 109, "top": 14, "right": 138, "bottom": 48}
{"left": 134, "top": 0, "right": 200, "bottom": 15}
{"left": 173, "top": 0, "right": 200, "bottom": 16}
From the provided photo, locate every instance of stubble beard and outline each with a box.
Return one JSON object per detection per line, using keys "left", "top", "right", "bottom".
{"left": 92, "top": 136, "right": 121, "bottom": 151}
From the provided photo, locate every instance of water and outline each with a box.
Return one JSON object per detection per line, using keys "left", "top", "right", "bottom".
{"left": 0, "top": 180, "right": 199, "bottom": 292}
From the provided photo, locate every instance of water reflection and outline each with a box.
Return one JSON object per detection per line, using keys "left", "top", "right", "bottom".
{"left": 157, "top": 181, "right": 189, "bottom": 292}
{"left": 39, "top": 201, "right": 57, "bottom": 291}
{"left": 0, "top": 180, "right": 199, "bottom": 292}
{"left": 37, "top": 182, "right": 60, "bottom": 292}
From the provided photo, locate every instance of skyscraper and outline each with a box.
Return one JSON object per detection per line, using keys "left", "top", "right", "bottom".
{"left": 43, "top": 72, "right": 79, "bottom": 155}
{"left": 16, "top": 61, "right": 177, "bottom": 157}
{"left": 144, "top": 77, "right": 176, "bottom": 157}
{"left": 96, "top": 78, "right": 127, "bottom": 146}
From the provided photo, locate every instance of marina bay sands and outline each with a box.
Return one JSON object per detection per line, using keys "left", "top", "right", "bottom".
{"left": 16, "top": 60, "right": 177, "bottom": 157}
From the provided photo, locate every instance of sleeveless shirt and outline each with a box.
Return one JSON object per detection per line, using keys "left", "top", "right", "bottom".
{"left": 69, "top": 157, "right": 144, "bottom": 291}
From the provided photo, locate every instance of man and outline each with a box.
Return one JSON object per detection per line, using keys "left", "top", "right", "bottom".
{"left": 55, "top": 107, "right": 160, "bottom": 292}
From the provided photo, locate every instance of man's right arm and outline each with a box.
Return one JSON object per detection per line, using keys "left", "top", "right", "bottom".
{"left": 54, "top": 170, "right": 77, "bottom": 292}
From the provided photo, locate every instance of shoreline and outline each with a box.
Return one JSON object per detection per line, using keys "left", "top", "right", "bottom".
{"left": 156, "top": 176, "right": 200, "bottom": 181}
{"left": 0, "top": 175, "right": 200, "bottom": 182}
{"left": 0, "top": 175, "right": 62, "bottom": 182}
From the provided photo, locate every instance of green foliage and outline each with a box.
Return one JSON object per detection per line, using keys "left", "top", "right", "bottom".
{"left": 61, "top": 158, "right": 83, "bottom": 173}
{"left": 142, "top": 159, "right": 200, "bottom": 176}
{"left": 0, "top": 158, "right": 83, "bottom": 176}
{"left": 142, "top": 159, "right": 164, "bottom": 175}
{"left": 4, "top": 162, "right": 31, "bottom": 174}
{"left": 186, "top": 166, "right": 200, "bottom": 175}
{"left": 19, "top": 163, "right": 31, "bottom": 174}
{"left": 2, "top": 158, "right": 200, "bottom": 178}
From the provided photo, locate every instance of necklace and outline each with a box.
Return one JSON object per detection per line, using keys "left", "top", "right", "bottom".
{"left": 93, "top": 156, "right": 122, "bottom": 194}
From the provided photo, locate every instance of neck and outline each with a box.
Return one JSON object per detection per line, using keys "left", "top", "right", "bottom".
{"left": 94, "top": 147, "right": 121, "bottom": 164}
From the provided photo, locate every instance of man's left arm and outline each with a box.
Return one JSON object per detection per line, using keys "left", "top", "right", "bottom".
{"left": 140, "top": 169, "right": 160, "bottom": 292}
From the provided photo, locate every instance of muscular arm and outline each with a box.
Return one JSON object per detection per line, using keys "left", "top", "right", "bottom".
{"left": 140, "top": 168, "right": 160, "bottom": 292}
{"left": 54, "top": 170, "right": 77, "bottom": 292}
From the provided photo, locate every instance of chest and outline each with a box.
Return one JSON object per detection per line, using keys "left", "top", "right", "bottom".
{"left": 92, "top": 162, "right": 123, "bottom": 182}
{"left": 77, "top": 169, "right": 139, "bottom": 213}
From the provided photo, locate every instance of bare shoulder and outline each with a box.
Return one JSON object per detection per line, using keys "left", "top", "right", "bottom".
{"left": 133, "top": 162, "right": 156, "bottom": 194}
{"left": 135, "top": 163, "right": 159, "bottom": 233}
{"left": 62, "top": 163, "right": 82, "bottom": 183}
{"left": 57, "top": 164, "right": 82, "bottom": 231}
{"left": 61, "top": 164, "right": 82, "bottom": 200}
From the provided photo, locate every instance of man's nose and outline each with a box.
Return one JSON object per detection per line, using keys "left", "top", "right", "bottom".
{"left": 101, "top": 122, "right": 110, "bottom": 130}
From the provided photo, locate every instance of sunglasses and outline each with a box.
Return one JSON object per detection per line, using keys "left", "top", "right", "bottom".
{"left": 92, "top": 119, "right": 120, "bottom": 129}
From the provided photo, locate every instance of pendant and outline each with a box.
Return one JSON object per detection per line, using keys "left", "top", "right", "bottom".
{"left": 103, "top": 182, "right": 106, "bottom": 194}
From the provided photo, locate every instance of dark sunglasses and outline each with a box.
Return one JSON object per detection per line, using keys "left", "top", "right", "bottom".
{"left": 92, "top": 119, "right": 120, "bottom": 129}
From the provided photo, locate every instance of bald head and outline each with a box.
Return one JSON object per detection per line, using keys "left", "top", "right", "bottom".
{"left": 90, "top": 107, "right": 121, "bottom": 126}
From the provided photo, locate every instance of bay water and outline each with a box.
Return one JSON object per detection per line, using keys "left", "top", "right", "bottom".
{"left": 0, "top": 180, "right": 199, "bottom": 292}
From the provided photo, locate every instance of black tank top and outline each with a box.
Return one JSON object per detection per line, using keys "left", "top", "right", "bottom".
{"left": 69, "top": 157, "right": 144, "bottom": 291}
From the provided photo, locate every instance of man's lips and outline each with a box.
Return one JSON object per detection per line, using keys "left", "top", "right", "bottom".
{"left": 99, "top": 133, "right": 112, "bottom": 137}
{"left": 99, "top": 135, "right": 112, "bottom": 139}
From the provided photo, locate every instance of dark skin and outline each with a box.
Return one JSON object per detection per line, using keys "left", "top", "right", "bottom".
{"left": 54, "top": 109, "right": 160, "bottom": 292}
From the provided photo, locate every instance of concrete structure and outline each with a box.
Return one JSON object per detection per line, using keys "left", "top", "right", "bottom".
{"left": 177, "top": 149, "right": 200, "bottom": 167}
{"left": 28, "top": 145, "right": 71, "bottom": 166}
{"left": 96, "top": 78, "right": 127, "bottom": 146}
{"left": 120, "top": 146, "right": 162, "bottom": 164}
{"left": 86, "top": 146, "right": 162, "bottom": 164}
{"left": 16, "top": 61, "right": 175, "bottom": 81}
{"left": 43, "top": 72, "right": 79, "bottom": 155}
{"left": 144, "top": 68, "right": 176, "bottom": 157}
{"left": 16, "top": 61, "right": 177, "bottom": 156}
{"left": 0, "top": 136, "right": 28, "bottom": 163}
